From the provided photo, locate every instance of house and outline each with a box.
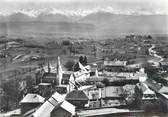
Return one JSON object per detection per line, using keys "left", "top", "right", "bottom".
{"left": 73, "top": 62, "right": 85, "bottom": 72}
{"left": 41, "top": 72, "right": 57, "bottom": 84}
{"left": 123, "top": 85, "right": 135, "bottom": 96}
{"left": 55, "top": 85, "right": 68, "bottom": 94}
{"left": 101, "top": 86, "right": 124, "bottom": 99}
{"left": 89, "top": 63, "right": 99, "bottom": 77}
{"left": 137, "top": 69, "right": 148, "bottom": 82}
{"left": 81, "top": 86, "right": 101, "bottom": 109}
{"left": 61, "top": 71, "right": 73, "bottom": 85}
{"left": 158, "top": 86, "right": 168, "bottom": 94}
{"left": 145, "top": 79, "right": 162, "bottom": 92}
{"left": 123, "top": 85, "right": 136, "bottom": 105}
{"left": 65, "top": 90, "right": 89, "bottom": 109}
{"left": 88, "top": 100, "right": 101, "bottom": 109}
{"left": 62, "top": 73, "right": 71, "bottom": 84}
{"left": 135, "top": 83, "right": 157, "bottom": 103}
{"left": 67, "top": 62, "right": 91, "bottom": 84}
{"left": 77, "top": 85, "right": 101, "bottom": 108}
{"left": 84, "top": 88, "right": 100, "bottom": 100}
{"left": 73, "top": 62, "right": 91, "bottom": 72}
{"left": 33, "top": 92, "right": 75, "bottom": 117}
{"left": 72, "top": 66, "right": 90, "bottom": 83}
{"left": 73, "top": 70, "right": 90, "bottom": 83}
{"left": 126, "top": 64, "right": 141, "bottom": 72}
{"left": 103, "top": 60, "right": 127, "bottom": 72}
{"left": 38, "top": 83, "right": 53, "bottom": 97}
{"left": 20, "top": 93, "right": 45, "bottom": 114}
{"left": 101, "top": 86, "right": 126, "bottom": 107}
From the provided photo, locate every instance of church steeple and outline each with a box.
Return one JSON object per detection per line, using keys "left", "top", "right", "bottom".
{"left": 57, "top": 56, "right": 63, "bottom": 85}
{"left": 47, "top": 61, "right": 51, "bottom": 73}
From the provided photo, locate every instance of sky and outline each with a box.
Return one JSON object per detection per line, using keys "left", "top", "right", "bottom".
{"left": 0, "top": 0, "right": 167, "bottom": 15}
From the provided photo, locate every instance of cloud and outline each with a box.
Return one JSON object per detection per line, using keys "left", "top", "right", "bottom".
{"left": 0, "top": 0, "right": 80, "bottom": 3}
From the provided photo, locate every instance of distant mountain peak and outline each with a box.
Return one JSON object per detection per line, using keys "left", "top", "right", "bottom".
{"left": 0, "top": 7, "right": 167, "bottom": 23}
{"left": 0, "top": 7, "right": 167, "bottom": 19}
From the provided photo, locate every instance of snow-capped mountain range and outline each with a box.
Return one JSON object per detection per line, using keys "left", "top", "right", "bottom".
{"left": 0, "top": 7, "right": 167, "bottom": 37}
{"left": 0, "top": 7, "right": 167, "bottom": 23}
{"left": 0, "top": 7, "right": 167, "bottom": 18}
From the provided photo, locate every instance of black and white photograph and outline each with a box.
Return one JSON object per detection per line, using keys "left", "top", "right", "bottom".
{"left": 0, "top": 0, "right": 168, "bottom": 117}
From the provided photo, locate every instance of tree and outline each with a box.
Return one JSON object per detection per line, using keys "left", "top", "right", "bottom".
{"left": 79, "top": 56, "right": 84, "bottom": 64}
{"left": 24, "top": 75, "right": 35, "bottom": 93}
{"left": 62, "top": 40, "right": 71, "bottom": 46}
{"left": 79, "top": 56, "right": 87, "bottom": 66}
{"left": 64, "top": 60, "right": 75, "bottom": 71}
{"left": 1, "top": 79, "right": 21, "bottom": 111}
{"left": 101, "top": 78, "right": 110, "bottom": 86}
{"left": 147, "top": 35, "right": 152, "bottom": 39}
{"left": 83, "top": 56, "right": 88, "bottom": 65}
{"left": 95, "top": 82, "right": 105, "bottom": 88}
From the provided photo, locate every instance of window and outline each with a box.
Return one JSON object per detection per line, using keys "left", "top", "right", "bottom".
{"left": 143, "top": 94, "right": 156, "bottom": 98}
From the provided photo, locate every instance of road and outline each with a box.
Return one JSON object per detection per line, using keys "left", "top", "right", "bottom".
{"left": 148, "top": 44, "right": 164, "bottom": 67}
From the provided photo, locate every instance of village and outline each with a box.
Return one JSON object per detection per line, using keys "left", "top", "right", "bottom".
{"left": 1, "top": 35, "right": 168, "bottom": 117}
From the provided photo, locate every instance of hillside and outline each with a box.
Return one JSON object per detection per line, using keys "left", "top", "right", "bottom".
{"left": 0, "top": 11, "right": 167, "bottom": 38}
{"left": 80, "top": 12, "right": 168, "bottom": 34}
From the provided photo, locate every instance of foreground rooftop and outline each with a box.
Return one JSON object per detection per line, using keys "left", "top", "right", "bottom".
{"left": 77, "top": 108, "right": 136, "bottom": 117}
